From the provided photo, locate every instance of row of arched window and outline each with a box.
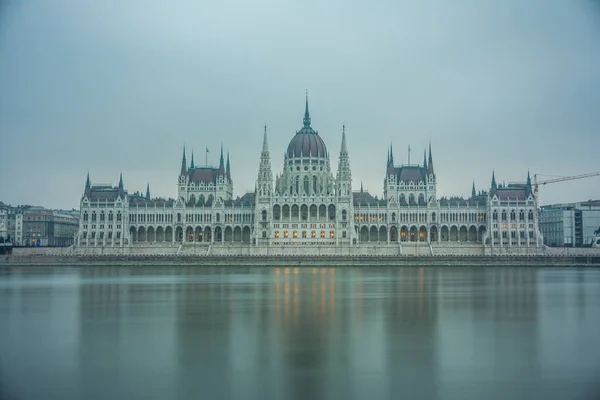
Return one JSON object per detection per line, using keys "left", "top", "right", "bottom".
{"left": 271, "top": 204, "right": 339, "bottom": 221}
{"left": 492, "top": 210, "right": 534, "bottom": 222}
{"left": 83, "top": 211, "right": 122, "bottom": 222}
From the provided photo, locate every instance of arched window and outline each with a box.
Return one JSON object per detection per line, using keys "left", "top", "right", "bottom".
{"left": 493, "top": 211, "right": 498, "bottom": 221}
{"left": 311, "top": 231, "right": 316, "bottom": 238}
{"left": 295, "top": 176, "right": 299, "bottom": 194}
{"left": 399, "top": 193, "right": 406, "bottom": 203}
{"left": 282, "top": 205, "right": 290, "bottom": 218}
{"left": 431, "top": 212, "right": 436, "bottom": 222}
{"left": 274, "top": 231, "right": 280, "bottom": 238}
{"left": 91, "top": 212, "right": 97, "bottom": 222}
{"left": 342, "top": 210, "right": 347, "bottom": 221}
{"left": 291, "top": 205, "right": 299, "bottom": 218}
{"left": 313, "top": 176, "right": 318, "bottom": 194}
{"left": 409, "top": 193, "right": 415, "bottom": 204}
{"left": 304, "top": 176, "right": 309, "bottom": 194}
{"left": 320, "top": 231, "right": 325, "bottom": 238}
{"left": 261, "top": 210, "right": 267, "bottom": 221}
{"left": 273, "top": 205, "right": 281, "bottom": 220}
{"left": 330, "top": 231, "right": 335, "bottom": 238}
{"left": 108, "top": 212, "right": 113, "bottom": 222}
{"left": 301, "top": 205, "right": 308, "bottom": 220}
{"left": 418, "top": 193, "right": 425, "bottom": 204}
{"left": 83, "top": 212, "right": 89, "bottom": 221}
{"left": 528, "top": 211, "right": 534, "bottom": 221}
{"left": 501, "top": 211, "right": 507, "bottom": 221}
{"left": 117, "top": 212, "right": 121, "bottom": 222}
{"left": 302, "top": 231, "right": 307, "bottom": 238}
{"left": 510, "top": 210, "right": 516, "bottom": 221}
{"left": 519, "top": 210, "right": 525, "bottom": 221}
{"left": 262, "top": 231, "right": 267, "bottom": 238}
{"left": 328, "top": 204, "right": 336, "bottom": 220}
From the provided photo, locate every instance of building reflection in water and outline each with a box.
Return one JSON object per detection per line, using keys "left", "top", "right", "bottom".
{"left": 1, "top": 266, "right": 599, "bottom": 400}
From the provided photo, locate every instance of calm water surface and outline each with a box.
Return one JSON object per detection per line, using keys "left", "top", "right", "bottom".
{"left": 0, "top": 266, "right": 599, "bottom": 400}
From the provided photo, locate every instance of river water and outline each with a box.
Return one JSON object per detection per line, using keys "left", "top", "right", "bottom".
{"left": 0, "top": 266, "right": 599, "bottom": 400}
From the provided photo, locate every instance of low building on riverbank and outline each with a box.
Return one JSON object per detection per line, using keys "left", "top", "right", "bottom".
{"left": 540, "top": 200, "right": 600, "bottom": 247}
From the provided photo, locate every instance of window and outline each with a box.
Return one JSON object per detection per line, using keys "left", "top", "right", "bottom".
{"left": 320, "top": 231, "right": 325, "bottom": 238}
{"left": 261, "top": 210, "right": 267, "bottom": 221}
{"left": 262, "top": 231, "right": 267, "bottom": 238}
{"left": 302, "top": 231, "right": 307, "bottom": 238}
{"left": 284, "top": 231, "right": 289, "bottom": 238}
{"left": 274, "top": 231, "right": 280, "bottom": 238}
{"left": 342, "top": 231, "right": 346, "bottom": 238}
{"left": 311, "top": 231, "right": 316, "bottom": 238}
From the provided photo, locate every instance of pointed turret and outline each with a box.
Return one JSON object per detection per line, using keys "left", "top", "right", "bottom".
{"left": 423, "top": 149, "right": 428, "bottom": 169}
{"left": 336, "top": 125, "right": 352, "bottom": 197}
{"left": 146, "top": 183, "right": 150, "bottom": 200}
{"left": 360, "top": 181, "right": 364, "bottom": 193}
{"left": 472, "top": 181, "right": 476, "bottom": 198}
{"left": 303, "top": 90, "right": 311, "bottom": 128}
{"left": 226, "top": 151, "right": 231, "bottom": 180}
{"left": 118, "top": 172, "right": 123, "bottom": 190}
{"left": 427, "top": 142, "right": 435, "bottom": 175}
{"left": 190, "top": 151, "right": 195, "bottom": 169}
{"left": 526, "top": 170, "right": 533, "bottom": 197}
{"left": 491, "top": 170, "right": 497, "bottom": 191}
{"left": 218, "top": 144, "right": 225, "bottom": 175}
{"left": 180, "top": 145, "right": 187, "bottom": 176}
{"left": 85, "top": 172, "right": 91, "bottom": 189}
{"left": 387, "top": 144, "right": 395, "bottom": 175}
{"left": 256, "top": 124, "right": 273, "bottom": 198}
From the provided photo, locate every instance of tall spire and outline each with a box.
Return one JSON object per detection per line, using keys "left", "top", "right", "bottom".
{"left": 85, "top": 172, "right": 90, "bottom": 189}
{"left": 118, "top": 172, "right": 123, "bottom": 190}
{"left": 387, "top": 143, "right": 395, "bottom": 176}
{"left": 337, "top": 125, "right": 352, "bottom": 194}
{"left": 340, "top": 125, "right": 347, "bottom": 154}
{"left": 190, "top": 150, "right": 195, "bottom": 169}
{"left": 360, "top": 181, "right": 364, "bottom": 193}
{"left": 423, "top": 149, "right": 427, "bottom": 169}
{"left": 427, "top": 141, "right": 434, "bottom": 175}
{"left": 262, "top": 124, "right": 269, "bottom": 152}
{"left": 472, "top": 181, "right": 476, "bottom": 198}
{"left": 526, "top": 170, "right": 532, "bottom": 187}
{"left": 491, "top": 170, "right": 497, "bottom": 190}
{"left": 303, "top": 90, "right": 311, "bottom": 128}
{"left": 226, "top": 151, "right": 231, "bottom": 180}
{"left": 146, "top": 183, "right": 150, "bottom": 200}
{"left": 257, "top": 123, "right": 273, "bottom": 198}
{"left": 218, "top": 144, "right": 225, "bottom": 175}
{"left": 180, "top": 145, "right": 187, "bottom": 176}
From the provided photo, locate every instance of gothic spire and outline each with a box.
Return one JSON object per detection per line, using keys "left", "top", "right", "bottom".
{"left": 218, "top": 144, "right": 225, "bottom": 175}
{"left": 360, "top": 181, "right": 364, "bottom": 193}
{"left": 427, "top": 142, "right": 434, "bottom": 175}
{"left": 118, "top": 172, "right": 123, "bottom": 190}
{"left": 389, "top": 143, "right": 394, "bottom": 164}
{"left": 190, "top": 150, "right": 195, "bottom": 169}
{"left": 423, "top": 149, "right": 427, "bottom": 169}
{"left": 491, "top": 170, "right": 497, "bottom": 190}
{"left": 85, "top": 172, "right": 90, "bottom": 189}
{"left": 341, "top": 125, "right": 347, "bottom": 155}
{"left": 226, "top": 151, "right": 231, "bottom": 180}
{"left": 180, "top": 145, "right": 187, "bottom": 176}
{"left": 303, "top": 90, "right": 311, "bottom": 128}
{"left": 146, "top": 183, "right": 150, "bottom": 200}
{"left": 262, "top": 124, "right": 269, "bottom": 152}
{"left": 472, "top": 181, "right": 476, "bottom": 198}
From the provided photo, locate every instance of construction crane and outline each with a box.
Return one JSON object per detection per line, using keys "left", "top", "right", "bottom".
{"left": 511, "top": 172, "right": 600, "bottom": 210}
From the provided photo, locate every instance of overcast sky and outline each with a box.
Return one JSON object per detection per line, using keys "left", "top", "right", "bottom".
{"left": 1, "top": 0, "right": 599, "bottom": 209}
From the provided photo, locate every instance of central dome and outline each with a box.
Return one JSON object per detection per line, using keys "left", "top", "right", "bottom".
{"left": 286, "top": 95, "right": 328, "bottom": 158}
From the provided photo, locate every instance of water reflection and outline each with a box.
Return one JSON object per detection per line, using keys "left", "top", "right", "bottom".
{"left": 0, "top": 266, "right": 599, "bottom": 399}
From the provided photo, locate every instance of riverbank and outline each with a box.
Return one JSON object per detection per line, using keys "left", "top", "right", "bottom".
{"left": 2, "top": 254, "right": 600, "bottom": 267}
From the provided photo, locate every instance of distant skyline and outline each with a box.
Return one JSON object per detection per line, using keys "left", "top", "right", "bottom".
{"left": 1, "top": 1, "right": 599, "bottom": 209}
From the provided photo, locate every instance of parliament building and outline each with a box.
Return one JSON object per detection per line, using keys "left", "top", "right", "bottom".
{"left": 76, "top": 96, "right": 543, "bottom": 253}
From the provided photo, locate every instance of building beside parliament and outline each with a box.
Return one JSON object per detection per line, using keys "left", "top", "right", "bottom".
{"left": 75, "top": 97, "right": 543, "bottom": 251}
